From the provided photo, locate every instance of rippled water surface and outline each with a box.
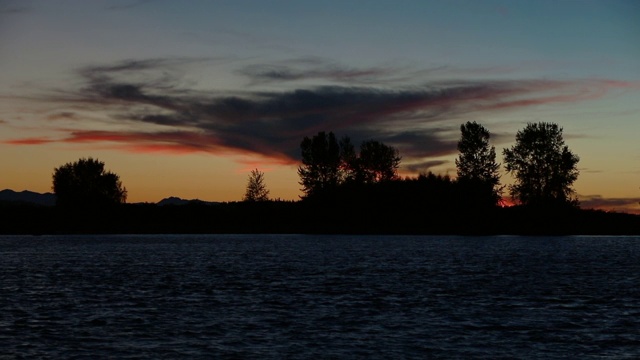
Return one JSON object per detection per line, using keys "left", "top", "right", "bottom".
{"left": 2, "top": 235, "right": 640, "bottom": 358}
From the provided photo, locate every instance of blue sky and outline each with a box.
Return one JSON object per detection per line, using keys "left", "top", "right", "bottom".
{"left": 1, "top": 0, "right": 639, "bottom": 211}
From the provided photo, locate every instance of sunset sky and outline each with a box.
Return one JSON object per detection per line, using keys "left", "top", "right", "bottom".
{"left": 1, "top": 0, "right": 639, "bottom": 212}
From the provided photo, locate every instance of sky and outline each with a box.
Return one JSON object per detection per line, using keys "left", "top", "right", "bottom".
{"left": 1, "top": 0, "right": 639, "bottom": 212}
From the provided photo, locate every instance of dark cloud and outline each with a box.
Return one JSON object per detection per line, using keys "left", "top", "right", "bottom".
{"left": 403, "top": 160, "right": 450, "bottom": 174}
{"left": 78, "top": 58, "right": 208, "bottom": 76}
{"left": 563, "top": 133, "right": 593, "bottom": 140}
{"left": 236, "top": 58, "right": 471, "bottom": 87}
{"left": 0, "top": 4, "right": 31, "bottom": 14}
{"left": 385, "top": 131, "right": 458, "bottom": 159}
{"left": 487, "top": 131, "right": 514, "bottom": 145}
{"left": 46, "top": 112, "right": 78, "bottom": 121}
{"left": 105, "top": 0, "right": 156, "bottom": 11}
{"left": 579, "top": 168, "right": 603, "bottom": 174}
{"left": 7, "top": 58, "right": 637, "bottom": 167}
{"left": 77, "top": 57, "right": 218, "bottom": 93}
{"left": 238, "top": 62, "right": 398, "bottom": 85}
{"left": 137, "top": 114, "right": 191, "bottom": 126}
{"left": 80, "top": 59, "right": 165, "bottom": 75}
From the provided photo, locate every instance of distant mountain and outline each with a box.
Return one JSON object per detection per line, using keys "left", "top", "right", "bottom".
{"left": 156, "top": 196, "right": 219, "bottom": 206}
{"left": 0, "top": 190, "right": 221, "bottom": 207}
{"left": 157, "top": 196, "right": 192, "bottom": 206}
{"left": 0, "top": 189, "right": 56, "bottom": 206}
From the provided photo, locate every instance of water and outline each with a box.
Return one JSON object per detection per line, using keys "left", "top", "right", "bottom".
{"left": 1, "top": 235, "right": 639, "bottom": 359}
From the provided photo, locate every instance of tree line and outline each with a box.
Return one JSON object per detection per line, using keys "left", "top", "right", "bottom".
{"left": 293, "top": 121, "right": 579, "bottom": 208}
{"left": 50, "top": 121, "right": 580, "bottom": 210}
{"left": 5, "top": 124, "right": 639, "bottom": 235}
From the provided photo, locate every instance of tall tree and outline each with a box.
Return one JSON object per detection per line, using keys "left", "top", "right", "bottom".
{"left": 357, "top": 140, "right": 401, "bottom": 183}
{"left": 243, "top": 169, "right": 270, "bottom": 202}
{"left": 503, "top": 122, "right": 579, "bottom": 206}
{"left": 52, "top": 157, "right": 127, "bottom": 208}
{"left": 339, "top": 136, "right": 358, "bottom": 183}
{"left": 455, "top": 121, "right": 502, "bottom": 205}
{"left": 298, "top": 131, "right": 342, "bottom": 197}
{"left": 298, "top": 132, "right": 402, "bottom": 197}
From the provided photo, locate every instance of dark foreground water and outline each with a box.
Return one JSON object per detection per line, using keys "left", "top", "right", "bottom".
{"left": 1, "top": 235, "right": 640, "bottom": 359}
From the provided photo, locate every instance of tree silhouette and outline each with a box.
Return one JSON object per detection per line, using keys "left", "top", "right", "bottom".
{"left": 339, "top": 136, "right": 358, "bottom": 183}
{"left": 503, "top": 122, "right": 579, "bottom": 206}
{"left": 455, "top": 121, "right": 502, "bottom": 206}
{"left": 243, "top": 169, "right": 269, "bottom": 202}
{"left": 298, "top": 131, "right": 342, "bottom": 197}
{"left": 298, "top": 132, "right": 403, "bottom": 198}
{"left": 52, "top": 157, "right": 127, "bottom": 208}
{"left": 357, "top": 140, "right": 401, "bottom": 183}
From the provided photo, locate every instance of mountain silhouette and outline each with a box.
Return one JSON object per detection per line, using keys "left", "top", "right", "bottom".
{"left": 0, "top": 189, "right": 56, "bottom": 206}
{"left": 0, "top": 189, "right": 223, "bottom": 207}
{"left": 156, "top": 196, "right": 219, "bottom": 206}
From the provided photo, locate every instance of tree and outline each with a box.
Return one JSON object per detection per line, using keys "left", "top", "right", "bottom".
{"left": 338, "top": 136, "right": 358, "bottom": 183}
{"left": 52, "top": 157, "right": 127, "bottom": 208}
{"left": 337, "top": 137, "right": 401, "bottom": 184}
{"left": 503, "top": 122, "right": 579, "bottom": 206}
{"left": 455, "top": 121, "right": 502, "bottom": 205}
{"left": 243, "top": 169, "right": 269, "bottom": 202}
{"left": 357, "top": 140, "right": 401, "bottom": 183}
{"left": 298, "top": 131, "right": 402, "bottom": 197}
{"left": 298, "top": 131, "right": 342, "bottom": 197}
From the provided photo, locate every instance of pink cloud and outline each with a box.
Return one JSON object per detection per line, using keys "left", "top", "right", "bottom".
{"left": 36, "top": 130, "right": 299, "bottom": 165}
{"left": 4, "top": 137, "right": 55, "bottom": 145}
{"left": 482, "top": 79, "right": 639, "bottom": 111}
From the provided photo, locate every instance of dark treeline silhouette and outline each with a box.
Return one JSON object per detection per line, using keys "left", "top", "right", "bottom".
{"left": 0, "top": 122, "right": 638, "bottom": 235}
{"left": 297, "top": 126, "right": 499, "bottom": 216}
{"left": 1, "top": 195, "right": 638, "bottom": 235}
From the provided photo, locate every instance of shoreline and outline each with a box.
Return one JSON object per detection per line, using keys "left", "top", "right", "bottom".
{"left": 2, "top": 201, "right": 638, "bottom": 236}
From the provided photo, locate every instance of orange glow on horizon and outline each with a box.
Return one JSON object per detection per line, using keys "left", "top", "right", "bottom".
{"left": 499, "top": 197, "right": 516, "bottom": 207}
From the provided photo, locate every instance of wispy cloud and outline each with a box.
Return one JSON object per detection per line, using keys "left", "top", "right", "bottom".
{"left": 105, "top": 0, "right": 156, "bottom": 11}
{"left": 403, "top": 160, "right": 450, "bottom": 174}
{"left": 5, "top": 58, "right": 638, "bottom": 172}
{"left": 5, "top": 137, "right": 55, "bottom": 145}
{"left": 0, "top": 4, "right": 31, "bottom": 15}
{"left": 580, "top": 194, "right": 640, "bottom": 214}
{"left": 237, "top": 58, "right": 412, "bottom": 85}
{"left": 579, "top": 168, "right": 603, "bottom": 174}
{"left": 46, "top": 112, "right": 78, "bottom": 121}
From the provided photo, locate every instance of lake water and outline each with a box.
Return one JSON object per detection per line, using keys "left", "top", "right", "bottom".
{"left": 1, "top": 235, "right": 639, "bottom": 359}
